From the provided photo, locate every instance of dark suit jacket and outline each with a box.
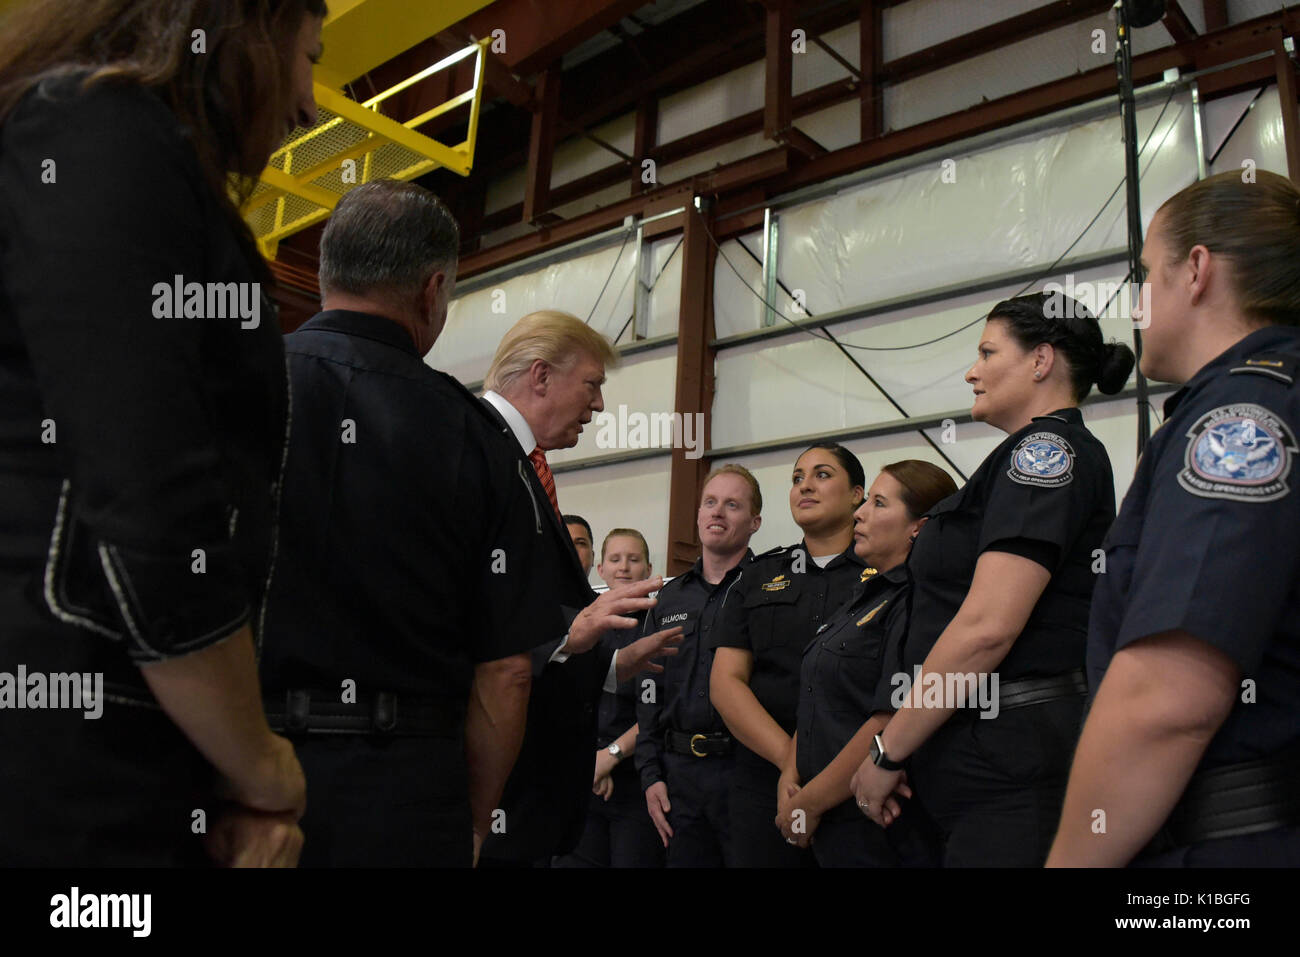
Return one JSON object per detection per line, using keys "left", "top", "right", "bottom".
{"left": 476, "top": 396, "right": 612, "bottom": 863}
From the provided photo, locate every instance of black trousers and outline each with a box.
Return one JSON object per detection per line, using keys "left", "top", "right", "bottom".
{"left": 813, "top": 800, "right": 941, "bottom": 868}
{"left": 1134, "top": 824, "right": 1300, "bottom": 867}
{"left": 660, "top": 751, "right": 733, "bottom": 867}
{"left": 0, "top": 696, "right": 212, "bottom": 866}
{"left": 909, "top": 695, "right": 1084, "bottom": 867}
{"left": 292, "top": 732, "right": 472, "bottom": 867}
{"left": 728, "top": 759, "right": 817, "bottom": 869}
{"left": 553, "top": 773, "right": 664, "bottom": 868}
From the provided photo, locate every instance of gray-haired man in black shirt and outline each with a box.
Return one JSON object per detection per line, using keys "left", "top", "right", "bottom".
{"left": 260, "top": 179, "right": 562, "bottom": 867}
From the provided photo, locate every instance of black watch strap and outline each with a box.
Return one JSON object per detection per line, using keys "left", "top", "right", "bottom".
{"left": 871, "top": 733, "right": 905, "bottom": 772}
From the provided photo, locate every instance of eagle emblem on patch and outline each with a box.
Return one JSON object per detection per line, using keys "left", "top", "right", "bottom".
{"left": 859, "top": 567, "right": 878, "bottom": 582}
{"left": 1008, "top": 432, "right": 1075, "bottom": 487}
{"left": 1178, "top": 403, "right": 1296, "bottom": 503}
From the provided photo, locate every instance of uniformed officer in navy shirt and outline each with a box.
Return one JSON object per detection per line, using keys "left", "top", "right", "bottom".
{"left": 636, "top": 465, "right": 762, "bottom": 866}
{"left": 851, "top": 292, "right": 1134, "bottom": 867}
{"left": 1050, "top": 170, "right": 1300, "bottom": 867}
{"left": 712, "top": 444, "right": 869, "bottom": 867}
{"left": 259, "top": 180, "right": 565, "bottom": 867}
{"left": 780, "top": 461, "right": 956, "bottom": 867}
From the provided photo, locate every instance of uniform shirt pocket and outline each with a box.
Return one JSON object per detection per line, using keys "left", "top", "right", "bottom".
{"left": 741, "top": 580, "right": 803, "bottom": 654}
{"left": 822, "top": 613, "right": 889, "bottom": 710}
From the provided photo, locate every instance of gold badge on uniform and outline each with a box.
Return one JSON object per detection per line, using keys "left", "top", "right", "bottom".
{"left": 857, "top": 600, "right": 888, "bottom": 626}
{"left": 859, "top": 567, "right": 878, "bottom": 582}
{"left": 762, "top": 574, "right": 791, "bottom": 592}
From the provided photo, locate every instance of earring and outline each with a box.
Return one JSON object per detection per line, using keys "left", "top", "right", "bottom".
{"left": 1034, "top": 371, "right": 1042, "bottom": 379}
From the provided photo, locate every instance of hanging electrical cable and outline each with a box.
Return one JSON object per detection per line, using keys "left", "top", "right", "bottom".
{"left": 585, "top": 225, "right": 634, "bottom": 325}
{"left": 611, "top": 235, "right": 684, "bottom": 344}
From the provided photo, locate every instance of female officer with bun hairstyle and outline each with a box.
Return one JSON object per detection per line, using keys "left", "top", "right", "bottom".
{"left": 1049, "top": 170, "right": 1300, "bottom": 867}
{"left": 711, "top": 443, "right": 870, "bottom": 867}
{"left": 851, "top": 291, "right": 1134, "bottom": 867}
{"left": 779, "top": 460, "right": 957, "bottom": 867}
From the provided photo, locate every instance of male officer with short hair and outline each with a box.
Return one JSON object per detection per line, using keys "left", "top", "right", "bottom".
{"left": 636, "top": 465, "right": 761, "bottom": 866}
{"left": 260, "top": 180, "right": 560, "bottom": 867}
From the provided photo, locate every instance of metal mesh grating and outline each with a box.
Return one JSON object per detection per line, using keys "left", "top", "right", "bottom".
{"left": 243, "top": 39, "right": 486, "bottom": 258}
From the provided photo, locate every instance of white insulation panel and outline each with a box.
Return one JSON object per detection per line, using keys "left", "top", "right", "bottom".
{"left": 431, "top": 0, "right": 1291, "bottom": 516}
{"left": 548, "top": 345, "right": 679, "bottom": 467}
{"left": 770, "top": 94, "right": 1197, "bottom": 321}
{"left": 429, "top": 235, "right": 641, "bottom": 385}
{"left": 1207, "top": 86, "right": 1288, "bottom": 178}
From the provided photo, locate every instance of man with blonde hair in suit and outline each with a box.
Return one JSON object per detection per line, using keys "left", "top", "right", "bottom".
{"left": 478, "top": 310, "right": 683, "bottom": 866}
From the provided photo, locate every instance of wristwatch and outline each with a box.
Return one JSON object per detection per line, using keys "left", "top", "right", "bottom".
{"left": 606, "top": 743, "right": 623, "bottom": 761}
{"left": 869, "top": 733, "right": 905, "bottom": 772}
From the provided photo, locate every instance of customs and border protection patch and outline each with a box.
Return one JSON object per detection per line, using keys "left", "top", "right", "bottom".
{"left": 1179, "top": 403, "right": 1297, "bottom": 503}
{"left": 1008, "top": 432, "right": 1075, "bottom": 488}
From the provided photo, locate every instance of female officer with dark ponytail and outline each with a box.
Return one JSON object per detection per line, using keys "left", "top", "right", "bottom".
{"left": 779, "top": 460, "right": 957, "bottom": 867}
{"left": 850, "top": 291, "right": 1134, "bottom": 866}
{"left": 711, "top": 443, "right": 870, "bottom": 867}
{"left": 1049, "top": 170, "right": 1300, "bottom": 867}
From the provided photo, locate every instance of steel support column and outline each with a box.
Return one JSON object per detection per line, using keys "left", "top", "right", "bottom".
{"left": 665, "top": 202, "right": 717, "bottom": 576}
{"left": 523, "top": 64, "right": 561, "bottom": 223}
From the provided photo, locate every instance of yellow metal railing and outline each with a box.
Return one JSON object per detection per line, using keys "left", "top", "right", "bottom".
{"left": 245, "top": 37, "right": 488, "bottom": 260}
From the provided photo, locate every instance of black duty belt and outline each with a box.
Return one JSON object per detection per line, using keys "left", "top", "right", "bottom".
{"left": 1143, "top": 746, "right": 1300, "bottom": 855}
{"left": 264, "top": 689, "right": 461, "bottom": 737}
{"left": 665, "top": 729, "right": 733, "bottom": 758}
{"left": 998, "top": 669, "right": 1087, "bottom": 711}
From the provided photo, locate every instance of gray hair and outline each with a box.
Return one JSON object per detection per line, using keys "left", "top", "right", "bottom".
{"left": 319, "top": 180, "right": 460, "bottom": 299}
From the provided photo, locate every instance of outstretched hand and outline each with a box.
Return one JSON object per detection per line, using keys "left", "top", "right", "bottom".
{"left": 566, "top": 577, "right": 664, "bottom": 655}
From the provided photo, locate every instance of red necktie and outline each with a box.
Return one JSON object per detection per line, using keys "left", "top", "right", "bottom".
{"left": 529, "top": 446, "right": 561, "bottom": 518}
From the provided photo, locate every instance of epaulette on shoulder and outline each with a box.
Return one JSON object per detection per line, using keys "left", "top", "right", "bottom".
{"left": 754, "top": 544, "right": 792, "bottom": 561}
{"left": 1229, "top": 352, "right": 1299, "bottom": 386}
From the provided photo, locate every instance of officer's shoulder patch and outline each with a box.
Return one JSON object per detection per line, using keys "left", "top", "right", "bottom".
{"left": 1007, "top": 431, "right": 1075, "bottom": 488}
{"left": 1179, "top": 402, "right": 1298, "bottom": 503}
{"left": 1229, "top": 352, "right": 1299, "bottom": 386}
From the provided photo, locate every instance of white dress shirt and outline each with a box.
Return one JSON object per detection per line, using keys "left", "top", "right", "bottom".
{"left": 482, "top": 390, "right": 619, "bottom": 692}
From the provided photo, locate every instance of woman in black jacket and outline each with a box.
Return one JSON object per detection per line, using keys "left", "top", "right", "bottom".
{"left": 0, "top": 0, "right": 326, "bottom": 866}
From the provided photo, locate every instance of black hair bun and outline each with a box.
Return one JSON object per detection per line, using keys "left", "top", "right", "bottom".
{"left": 1096, "top": 341, "right": 1136, "bottom": 394}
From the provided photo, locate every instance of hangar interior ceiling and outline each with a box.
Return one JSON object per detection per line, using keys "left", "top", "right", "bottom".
{"left": 261, "top": 0, "right": 1300, "bottom": 577}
